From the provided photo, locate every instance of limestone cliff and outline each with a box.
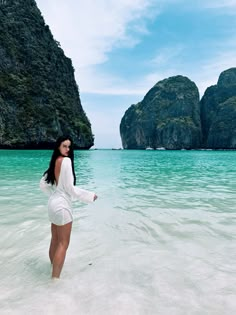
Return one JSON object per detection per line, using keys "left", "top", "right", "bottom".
{"left": 120, "top": 75, "right": 202, "bottom": 149}
{"left": 200, "top": 68, "right": 236, "bottom": 149}
{"left": 0, "top": 0, "right": 94, "bottom": 149}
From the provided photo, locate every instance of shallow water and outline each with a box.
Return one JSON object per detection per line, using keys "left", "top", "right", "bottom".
{"left": 0, "top": 150, "right": 235, "bottom": 314}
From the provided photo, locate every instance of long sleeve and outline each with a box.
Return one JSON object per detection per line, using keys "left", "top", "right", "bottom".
{"left": 61, "top": 157, "right": 95, "bottom": 203}
{"left": 39, "top": 174, "right": 55, "bottom": 195}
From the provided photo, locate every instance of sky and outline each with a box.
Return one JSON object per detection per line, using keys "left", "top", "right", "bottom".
{"left": 36, "top": 0, "right": 236, "bottom": 148}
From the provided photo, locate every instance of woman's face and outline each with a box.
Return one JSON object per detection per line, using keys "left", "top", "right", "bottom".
{"left": 59, "top": 140, "right": 71, "bottom": 157}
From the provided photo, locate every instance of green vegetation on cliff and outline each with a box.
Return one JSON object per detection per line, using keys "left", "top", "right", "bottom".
{"left": 120, "top": 75, "right": 201, "bottom": 150}
{"left": 200, "top": 68, "right": 236, "bottom": 149}
{"left": 121, "top": 68, "right": 236, "bottom": 150}
{"left": 0, "top": 0, "right": 94, "bottom": 148}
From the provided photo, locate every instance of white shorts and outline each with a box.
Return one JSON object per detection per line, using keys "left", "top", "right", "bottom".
{"left": 48, "top": 193, "right": 73, "bottom": 226}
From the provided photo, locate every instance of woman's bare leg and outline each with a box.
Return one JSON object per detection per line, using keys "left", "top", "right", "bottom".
{"left": 52, "top": 222, "right": 72, "bottom": 278}
{"left": 49, "top": 223, "right": 58, "bottom": 264}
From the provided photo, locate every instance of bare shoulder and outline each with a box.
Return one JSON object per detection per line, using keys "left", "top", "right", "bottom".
{"left": 55, "top": 156, "right": 64, "bottom": 166}
{"left": 54, "top": 157, "right": 65, "bottom": 184}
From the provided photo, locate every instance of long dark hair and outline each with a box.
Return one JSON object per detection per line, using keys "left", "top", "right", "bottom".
{"left": 44, "top": 136, "right": 76, "bottom": 185}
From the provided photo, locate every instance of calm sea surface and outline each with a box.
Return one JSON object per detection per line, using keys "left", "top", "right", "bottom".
{"left": 0, "top": 149, "right": 235, "bottom": 315}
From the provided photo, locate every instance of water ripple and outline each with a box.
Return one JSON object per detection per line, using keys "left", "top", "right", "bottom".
{"left": 0, "top": 150, "right": 236, "bottom": 314}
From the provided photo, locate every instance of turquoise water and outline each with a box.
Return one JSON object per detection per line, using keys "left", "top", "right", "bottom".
{"left": 0, "top": 149, "right": 235, "bottom": 314}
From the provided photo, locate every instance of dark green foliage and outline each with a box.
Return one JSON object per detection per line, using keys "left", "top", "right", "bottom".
{"left": 0, "top": 0, "right": 94, "bottom": 148}
{"left": 200, "top": 68, "right": 236, "bottom": 149}
{"left": 121, "top": 69, "right": 236, "bottom": 150}
{"left": 120, "top": 75, "right": 202, "bottom": 149}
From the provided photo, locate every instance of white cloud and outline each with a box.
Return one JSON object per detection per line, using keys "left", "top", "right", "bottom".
{"left": 36, "top": 0, "right": 157, "bottom": 68}
{"left": 36, "top": 0, "right": 236, "bottom": 98}
{"left": 77, "top": 67, "right": 147, "bottom": 96}
{"left": 80, "top": 42, "right": 236, "bottom": 98}
{"left": 77, "top": 44, "right": 185, "bottom": 97}
{"left": 151, "top": 46, "right": 184, "bottom": 66}
{"left": 36, "top": 0, "right": 159, "bottom": 97}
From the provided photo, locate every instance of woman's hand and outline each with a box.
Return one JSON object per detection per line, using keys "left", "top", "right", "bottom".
{"left": 93, "top": 194, "right": 98, "bottom": 201}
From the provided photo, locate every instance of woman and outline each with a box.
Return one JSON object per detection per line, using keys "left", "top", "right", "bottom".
{"left": 40, "top": 136, "right": 97, "bottom": 279}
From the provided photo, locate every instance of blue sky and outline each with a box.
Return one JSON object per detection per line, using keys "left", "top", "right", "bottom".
{"left": 36, "top": 0, "right": 236, "bottom": 148}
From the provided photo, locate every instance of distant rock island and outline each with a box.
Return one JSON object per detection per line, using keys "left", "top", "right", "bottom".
{"left": 201, "top": 68, "right": 236, "bottom": 149}
{"left": 0, "top": 0, "right": 94, "bottom": 149}
{"left": 120, "top": 68, "right": 236, "bottom": 150}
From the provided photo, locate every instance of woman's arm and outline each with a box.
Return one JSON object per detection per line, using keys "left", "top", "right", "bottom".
{"left": 62, "top": 157, "right": 96, "bottom": 203}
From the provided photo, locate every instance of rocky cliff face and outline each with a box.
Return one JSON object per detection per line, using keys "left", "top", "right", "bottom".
{"left": 200, "top": 68, "right": 236, "bottom": 149}
{"left": 120, "top": 76, "right": 202, "bottom": 149}
{"left": 120, "top": 68, "right": 236, "bottom": 150}
{"left": 0, "top": 0, "right": 94, "bottom": 149}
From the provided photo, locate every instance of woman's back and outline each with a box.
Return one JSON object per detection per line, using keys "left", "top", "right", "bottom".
{"left": 54, "top": 157, "right": 63, "bottom": 186}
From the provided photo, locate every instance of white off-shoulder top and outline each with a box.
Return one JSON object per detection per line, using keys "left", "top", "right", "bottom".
{"left": 40, "top": 157, "right": 95, "bottom": 203}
